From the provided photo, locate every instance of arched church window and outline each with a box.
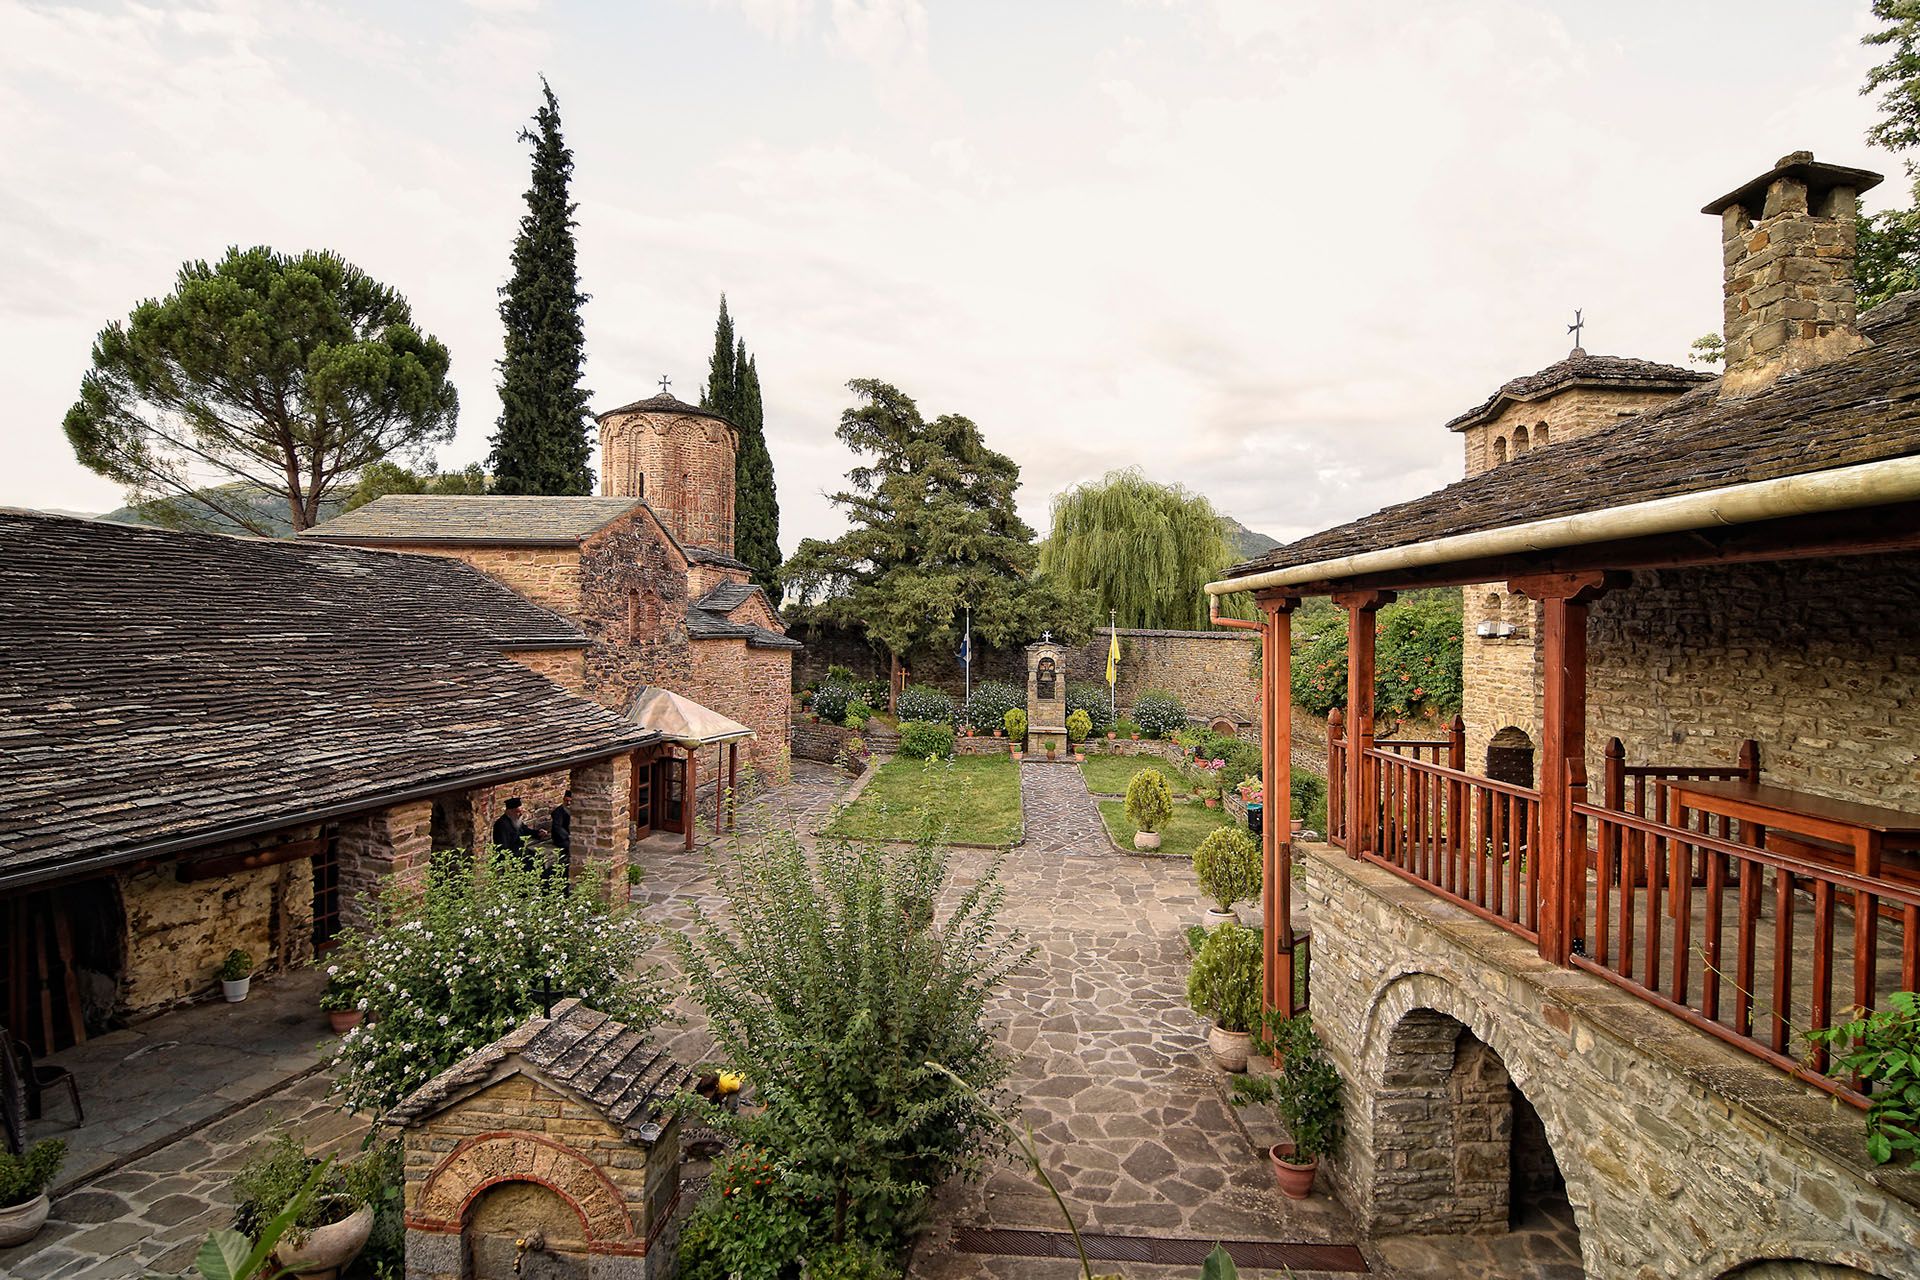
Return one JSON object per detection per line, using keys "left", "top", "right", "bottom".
{"left": 1493, "top": 436, "right": 1508, "bottom": 465}
{"left": 1534, "top": 422, "right": 1549, "bottom": 447}
{"left": 1512, "top": 425, "right": 1531, "bottom": 454}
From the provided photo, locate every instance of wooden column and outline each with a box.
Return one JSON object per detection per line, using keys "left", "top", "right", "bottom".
{"left": 684, "top": 746, "right": 698, "bottom": 853}
{"left": 1260, "top": 593, "right": 1300, "bottom": 1018}
{"left": 1331, "top": 590, "right": 1394, "bottom": 857}
{"left": 728, "top": 742, "right": 740, "bottom": 833}
{"left": 1510, "top": 571, "right": 1624, "bottom": 965}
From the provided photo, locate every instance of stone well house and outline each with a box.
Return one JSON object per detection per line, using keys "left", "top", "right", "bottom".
{"left": 1211, "top": 153, "right": 1920, "bottom": 1278}
{"left": 306, "top": 393, "right": 798, "bottom": 794}
{"left": 0, "top": 512, "right": 671, "bottom": 1056}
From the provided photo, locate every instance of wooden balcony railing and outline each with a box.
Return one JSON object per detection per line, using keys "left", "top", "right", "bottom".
{"left": 1327, "top": 710, "right": 1348, "bottom": 849}
{"left": 1570, "top": 783, "right": 1920, "bottom": 1105}
{"left": 1365, "top": 747, "right": 1543, "bottom": 942}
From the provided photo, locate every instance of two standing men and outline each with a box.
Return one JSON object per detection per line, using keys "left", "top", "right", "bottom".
{"left": 490, "top": 790, "right": 572, "bottom": 873}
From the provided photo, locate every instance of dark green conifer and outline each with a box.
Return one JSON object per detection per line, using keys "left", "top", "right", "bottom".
{"left": 734, "top": 352, "right": 782, "bottom": 594}
{"left": 489, "top": 78, "right": 593, "bottom": 495}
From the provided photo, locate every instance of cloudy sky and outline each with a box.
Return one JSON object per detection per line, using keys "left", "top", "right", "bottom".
{"left": 0, "top": 0, "right": 1900, "bottom": 549}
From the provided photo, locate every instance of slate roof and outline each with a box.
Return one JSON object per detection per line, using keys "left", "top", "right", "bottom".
{"left": 686, "top": 544, "right": 752, "bottom": 571}
{"left": 301, "top": 495, "right": 646, "bottom": 545}
{"left": 0, "top": 512, "right": 658, "bottom": 885}
{"left": 387, "top": 999, "right": 689, "bottom": 1144}
{"left": 685, "top": 605, "right": 803, "bottom": 650}
{"left": 696, "top": 582, "right": 759, "bottom": 614}
{"left": 1444, "top": 351, "right": 1712, "bottom": 432}
{"left": 1221, "top": 291, "right": 1920, "bottom": 582}
{"left": 596, "top": 391, "right": 737, "bottom": 429}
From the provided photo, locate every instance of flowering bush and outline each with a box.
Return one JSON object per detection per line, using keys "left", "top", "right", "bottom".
{"left": 327, "top": 852, "right": 667, "bottom": 1117}
{"left": 811, "top": 681, "right": 855, "bottom": 725}
{"left": 963, "top": 680, "right": 1024, "bottom": 735}
{"left": 1131, "top": 690, "right": 1189, "bottom": 739}
{"left": 1292, "top": 590, "right": 1463, "bottom": 720}
{"left": 1064, "top": 681, "right": 1112, "bottom": 735}
{"left": 895, "top": 683, "right": 958, "bottom": 726}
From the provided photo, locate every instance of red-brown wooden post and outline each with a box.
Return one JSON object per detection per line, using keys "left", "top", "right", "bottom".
{"left": 1259, "top": 594, "right": 1300, "bottom": 1018}
{"left": 1332, "top": 590, "right": 1394, "bottom": 857}
{"left": 1326, "top": 709, "right": 1346, "bottom": 847}
{"left": 1603, "top": 737, "right": 1627, "bottom": 888}
{"left": 1737, "top": 738, "right": 1761, "bottom": 782}
{"left": 728, "top": 742, "right": 740, "bottom": 832}
{"left": 684, "top": 746, "right": 698, "bottom": 853}
{"left": 1510, "top": 571, "right": 1624, "bottom": 965}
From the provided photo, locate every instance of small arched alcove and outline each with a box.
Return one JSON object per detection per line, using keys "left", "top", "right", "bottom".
{"left": 1512, "top": 425, "right": 1532, "bottom": 454}
{"left": 1371, "top": 1008, "right": 1576, "bottom": 1246}
{"left": 1493, "top": 435, "right": 1509, "bottom": 465}
{"left": 1486, "top": 726, "right": 1535, "bottom": 788}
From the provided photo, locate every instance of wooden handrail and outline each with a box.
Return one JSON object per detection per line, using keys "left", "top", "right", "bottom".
{"left": 1362, "top": 747, "right": 1541, "bottom": 801}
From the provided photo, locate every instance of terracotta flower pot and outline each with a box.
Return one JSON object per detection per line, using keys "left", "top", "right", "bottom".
{"left": 328, "top": 1008, "right": 363, "bottom": 1034}
{"left": 1106, "top": 732, "right": 1117, "bottom": 740}
{"left": 1269, "top": 1144, "right": 1318, "bottom": 1199}
{"left": 0, "top": 1192, "right": 50, "bottom": 1247}
{"left": 1208, "top": 1024, "right": 1252, "bottom": 1073}
{"left": 1133, "top": 830, "right": 1161, "bottom": 851}
{"left": 1205, "top": 797, "right": 1219, "bottom": 808}
{"left": 273, "top": 1204, "right": 373, "bottom": 1279}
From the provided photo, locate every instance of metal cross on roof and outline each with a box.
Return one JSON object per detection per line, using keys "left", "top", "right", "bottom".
{"left": 1567, "top": 309, "right": 1585, "bottom": 350}
{"left": 658, "top": 375, "right": 672, "bottom": 395}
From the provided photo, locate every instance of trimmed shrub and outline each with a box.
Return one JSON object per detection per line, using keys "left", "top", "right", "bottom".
{"left": 1290, "top": 770, "right": 1328, "bottom": 833}
{"left": 1113, "top": 717, "right": 1143, "bottom": 739}
{"left": 963, "top": 680, "right": 1025, "bottom": 734}
{"left": 811, "top": 681, "right": 854, "bottom": 725}
{"left": 845, "top": 698, "right": 873, "bottom": 728}
{"left": 1186, "top": 922, "right": 1262, "bottom": 1033}
{"left": 896, "top": 683, "right": 958, "bottom": 726}
{"left": 1065, "top": 709, "right": 1092, "bottom": 744}
{"left": 1131, "top": 689, "right": 1189, "bottom": 739}
{"left": 1064, "top": 681, "right": 1113, "bottom": 735}
{"left": 899, "top": 720, "right": 956, "bottom": 760}
{"left": 1124, "top": 767, "right": 1175, "bottom": 834}
{"left": 1193, "top": 827, "right": 1261, "bottom": 911}
{"left": 1003, "top": 708, "right": 1027, "bottom": 740}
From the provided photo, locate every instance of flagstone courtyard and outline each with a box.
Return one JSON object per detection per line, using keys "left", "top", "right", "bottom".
{"left": 8, "top": 757, "right": 1585, "bottom": 1279}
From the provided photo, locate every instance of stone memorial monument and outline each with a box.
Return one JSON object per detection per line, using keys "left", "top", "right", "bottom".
{"left": 1026, "top": 636, "right": 1069, "bottom": 758}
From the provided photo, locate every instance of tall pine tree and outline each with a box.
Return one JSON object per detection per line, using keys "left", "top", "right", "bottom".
{"left": 489, "top": 78, "right": 593, "bottom": 495}
{"left": 700, "top": 297, "right": 782, "bottom": 593}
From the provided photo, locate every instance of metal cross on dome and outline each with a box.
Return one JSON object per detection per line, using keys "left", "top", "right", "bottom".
{"left": 657, "top": 375, "right": 672, "bottom": 395}
{"left": 1041, "top": 629, "right": 1052, "bottom": 644}
{"left": 1567, "top": 309, "right": 1585, "bottom": 349}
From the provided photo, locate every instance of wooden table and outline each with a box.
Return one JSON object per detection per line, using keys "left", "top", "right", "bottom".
{"left": 1665, "top": 778, "right": 1920, "bottom": 879}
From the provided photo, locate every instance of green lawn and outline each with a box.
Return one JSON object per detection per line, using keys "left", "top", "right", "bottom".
{"left": 827, "top": 754, "right": 1023, "bottom": 846}
{"left": 1080, "top": 753, "right": 1192, "bottom": 797}
{"left": 1097, "top": 797, "right": 1235, "bottom": 858}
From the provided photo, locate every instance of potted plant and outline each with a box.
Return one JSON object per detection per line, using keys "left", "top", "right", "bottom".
{"left": 1066, "top": 708, "right": 1092, "bottom": 748}
{"left": 233, "top": 1133, "right": 385, "bottom": 1280}
{"left": 1200, "top": 784, "right": 1221, "bottom": 809}
{"left": 220, "top": 948, "right": 254, "bottom": 1002}
{"left": 1045, "top": 740, "right": 1059, "bottom": 761}
{"left": 1185, "top": 922, "right": 1261, "bottom": 1071}
{"left": 320, "top": 973, "right": 362, "bottom": 1033}
{"left": 1004, "top": 707, "right": 1027, "bottom": 747}
{"left": 1271, "top": 1021, "right": 1344, "bottom": 1198}
{"left": 1194, "top": 826, "right": 1260, "bottom": 927}
{"left": 1106, "top": 729, "right": 1118, "bottom": 740}
{"left": 1125, "top": 767, "right": 1174, "bottom": 852}
{"left": 0, "top": 1139, "right": 65, "bottom": 1246}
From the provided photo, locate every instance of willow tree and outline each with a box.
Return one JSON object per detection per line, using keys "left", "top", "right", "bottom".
{"left": 1039, "top": 468, "right": 1253, "bottom": 630}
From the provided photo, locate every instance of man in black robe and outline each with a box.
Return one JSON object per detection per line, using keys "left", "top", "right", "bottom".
{"left": 492, "top": 797, "right": 531, "bottom": 857}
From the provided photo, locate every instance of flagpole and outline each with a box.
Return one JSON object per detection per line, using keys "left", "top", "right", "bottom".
{"left": 963, "top": 605, "right": 972, "bottom": 713}
{"left": 1109, "top": 609, "right": 1117, "bottom": 725}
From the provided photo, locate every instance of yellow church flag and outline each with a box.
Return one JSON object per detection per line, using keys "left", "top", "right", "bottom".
{"left": 1106, "top": 625, "right": 1120, "bottom": 686}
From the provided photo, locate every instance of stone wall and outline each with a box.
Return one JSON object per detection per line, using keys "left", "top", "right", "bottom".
{"left": 1460, "top": 386, "right": 1687, "bottom": 479}
{"left": 566, "top": 753, "right": 633, "bottom": 896}
{"left": 1300, "top": 843, "right": 1920, "bottom": 1279}
{"left": 116, "top": 826, "right": 319, "bottom": 1016}
{"left": 578, "top": 515, "right": 694, "bottom": 713}
{"left": 790, "top": 623, "right": 1258, "bottom": 728}
{"left": 404, "top": 1073, "right": 680, "bottom": 1280}
{"left": 1461, "top": 554, "right": 1920, "bottom": 808}
{"left": 405, "top": 544, "right": 583, "bottom": 616}
{"left": 684, "top": 638, "right": 793, "bottom": 773}
{"left": 506, "top": 645, "right": 588, "bottom": 692}
{"left": 600, "top": 404, "right": 737, "bottom": 556}
{"left": 792, "top": 715, "right": 862, "bottom": 765}
{"left": 336, "top": 799, "right": 433, "bottom": 931}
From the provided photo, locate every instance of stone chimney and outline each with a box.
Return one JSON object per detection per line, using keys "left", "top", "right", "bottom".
{"left": 1702, "top": 151, "right": 1883, "bottom": 397}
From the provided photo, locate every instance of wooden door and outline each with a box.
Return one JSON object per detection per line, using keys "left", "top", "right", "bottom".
{"left": 656, "top": 757, "right": 687, "bottom": 832}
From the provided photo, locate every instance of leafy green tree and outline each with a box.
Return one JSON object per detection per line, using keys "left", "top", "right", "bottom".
{"left": 701, "top": 297, "right": 783, "bottom": 594}
{"left": 1039, "top": 468, "right": 1253, "bottom": 629}
{"left": 783, "top": 380, "right": 1089, "bottom": 679}
{"left": 1859, "top": 1, "right": 1920, "bottom": 311}
{"left": 1291, "top": 590, "right": 1464, "bottom": 721}
{"left": 489, "top": 78, "right": 593, "bottom": 495}
{"left": 342, "top": 459, "right": 487, "bottom": 512}
{"left": 64, "top": 247, "right": 457, "bottom": 535}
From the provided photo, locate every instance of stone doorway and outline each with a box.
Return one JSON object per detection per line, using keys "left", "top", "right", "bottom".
{"left": 1485, "top": 726, "right": 1535, "bottom": 788}
{"left": 1, "top": 878, "right": 125, "bottom": 1054}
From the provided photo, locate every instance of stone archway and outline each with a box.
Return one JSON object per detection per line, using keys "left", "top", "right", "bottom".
{"left": 1352, "top": 970, "right": 1592, "bottom": 1254}
{"left": 1716, "top": 1262, "right": 1892, "bottom": 1280}
{"left": 412, "top": 1132, "right": 633, "bottom": 1245}
{"left": 1486, "top": 726, "right": 1535, "bottom": 788}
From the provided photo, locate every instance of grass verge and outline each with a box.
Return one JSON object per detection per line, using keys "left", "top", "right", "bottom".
{"left": 1079, "top": 753, "right": 1192, "bottom": 796}
{"left": 1096, "top": 797, "right": 1235, "bottom": 858}
{"left": 827, "top": 753, "right": 1023, "bottom": 846}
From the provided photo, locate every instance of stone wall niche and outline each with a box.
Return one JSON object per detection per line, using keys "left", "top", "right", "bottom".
{"left": 391, "top": 999, "right": 689, "bottom": 1280}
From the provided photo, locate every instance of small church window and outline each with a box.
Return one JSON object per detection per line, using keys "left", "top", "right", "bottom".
{"left": 1512, "top": 425, "right": 1531, "bottom": 454}
{"left": 1534, "top": 422, "right": 1549, "bottom": 447}
{"left": 1493, "top": 436, "right": 1508, "bottom": 465}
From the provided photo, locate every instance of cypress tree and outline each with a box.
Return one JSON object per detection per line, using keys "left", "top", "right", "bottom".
{"left": 700, "top": 295, "right": 738, "bottom": 419}
{"left": 734, "top": 352, "right": 782, "bottom": 594}
{"left": 489, "top": 78, "right": 594, "bottom": 495}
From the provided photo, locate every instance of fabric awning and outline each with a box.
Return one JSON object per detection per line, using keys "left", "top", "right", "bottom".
{"left": 626, "top": 686, "right": 756, "bottom": 748}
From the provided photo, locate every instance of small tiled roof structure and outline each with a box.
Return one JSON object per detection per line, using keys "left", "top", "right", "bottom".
{"left": 685, "top": 604, "right": 802, "bottom": 650}
{"left": 696, "top": 581, "right": 760, "bottom": 615}
{"left": 1444, "top": 351, "right": 1713, "bottom": 432}
{"left": 0, "top": 512, "right": 659, "bottom": 886}
{"left": 686, "top": 544, "right": 752, "bottom": 570}
{"left": 387, "top": 999, "right": 689, "bottom": 1144}
{"left": 595, "top": 391, "right": 737, "bottom": 430}
{"left": 300, "top": 495, "right": 647, "bottom": 545}
{"left": 1221, "top": 292, "right": 1920, "bottom": 580}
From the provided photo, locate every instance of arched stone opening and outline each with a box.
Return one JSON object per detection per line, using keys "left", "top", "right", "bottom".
{"left": 1486, "top": 726, "right": 1535, "bottom": 788}
{"left": 465, "top": 1179, "right": 594, "bottom": 1279}
{"left": 1512, "top": 425, "right": 1531, "bottom": 454}
{"left": 1493, "top": 435, "right": 1509, "bottom": 465}
{"left": 1534, "top": 421, "right": 1550, "bottom": 447}
{"left": 1716, "top": 1262, "right": 1889, "bottom": 1280}
{"left": 1368, "top": 1007, "right": 1578, "bottom": 1250}
{"left": 1208, "top": 716, "right": 1237, "bottom": 736}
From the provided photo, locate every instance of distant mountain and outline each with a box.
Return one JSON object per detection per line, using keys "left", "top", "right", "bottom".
{"left": 1219, "top": 514, "right": 1281, "bottom": 561}
{"left": 101, "top": 481, "right": 347, "bottom": 538}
